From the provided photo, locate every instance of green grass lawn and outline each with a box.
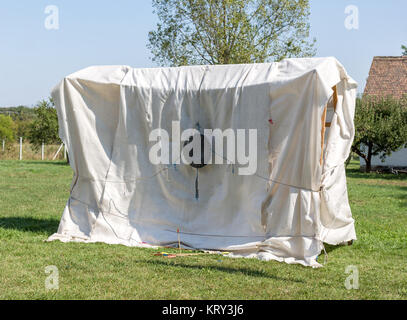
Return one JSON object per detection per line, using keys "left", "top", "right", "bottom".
{"left": 0, "top": 160, "right": 406, "bottom": 299}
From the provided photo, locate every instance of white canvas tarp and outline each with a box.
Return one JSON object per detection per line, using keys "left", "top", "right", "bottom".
{"left": 48, "top": 57, "right": 357, "bottom": 267}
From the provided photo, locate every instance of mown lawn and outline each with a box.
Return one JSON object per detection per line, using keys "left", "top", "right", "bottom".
{"left": 0, "top": 160, "right": 406, "bottom": 299}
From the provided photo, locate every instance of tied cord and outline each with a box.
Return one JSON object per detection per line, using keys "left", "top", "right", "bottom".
{"left": 321, "top": 242, "right": 328, "bottom": 265}
{"left": 211, "top": 149, "right": 322, "bottom": 193}
{"left": 195, "top": 168, "right": 199, "bottom": 200}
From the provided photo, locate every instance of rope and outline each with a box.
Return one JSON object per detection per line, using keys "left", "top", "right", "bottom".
{"left": 211, "top": 149, "right": 322, "bottom": 193}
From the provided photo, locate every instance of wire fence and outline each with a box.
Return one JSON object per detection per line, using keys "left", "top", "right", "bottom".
{"left": 0, "top": 138, "right": 66, "bottom": 161}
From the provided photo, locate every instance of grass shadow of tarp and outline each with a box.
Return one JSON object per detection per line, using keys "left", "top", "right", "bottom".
{"left": 346, "top": 167, "right": 407, "bottom": 182}
{"left": 0, "top": 217, "right": 59, "bottom": 235}
{"left": 323, "top": 243, "right": 349, "bottom": 254}
{"left": 139, "top": 258, "right": 305, "bottom": 282}
{"left": 22, "top": 161, "right": 69, "bottom": 166}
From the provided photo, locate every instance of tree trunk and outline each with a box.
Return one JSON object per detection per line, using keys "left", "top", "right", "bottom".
{"left": 365, "top": 158, "right": 372, "bottom": 173}
{"left": 365, "top": 142, "right": 373, "bottom": 173}
{"left": 351, "top": 146, "right": 369, "bottom": 173}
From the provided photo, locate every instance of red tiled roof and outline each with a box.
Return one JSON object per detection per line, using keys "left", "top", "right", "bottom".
{"left": 364, "top": 56, "right": 407, "bottom": 99}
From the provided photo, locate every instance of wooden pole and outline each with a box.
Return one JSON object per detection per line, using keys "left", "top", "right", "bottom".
{"left": 320, "top": 86, "right": 338, "bottom": 166}
{"left": 2, "top": 139, "right": 4, "bottom": 152}
{"left": 320, "top": 105, "right": 327, "bottom": 166}
{"left": 332, "top": 85, "right": 338, "bottom": 111}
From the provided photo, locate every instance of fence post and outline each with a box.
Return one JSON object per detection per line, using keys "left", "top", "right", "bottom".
{"left": 64, "top": 144, "right": 66, "bottom": 160}
{"left": 19, "top": 137, "right": 22, "bottom": 160}
{"left": 2, "top": 139, "right": 4, "bottom": 152}
{"left": 41, "top": 142, "right": 45, "bottom": 160}
{"left": 52, "top": 143, "right": 63, "bottom": 161}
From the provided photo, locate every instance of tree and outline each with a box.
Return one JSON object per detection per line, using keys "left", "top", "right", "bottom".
{"left": 352, "top": 96, "right": 407, "bottom": 173}
{"left": 0, "top": 114, "right": 16, "bottom": 142}
{"left": 28, "top": 98, "right": 61, "bottom": 150}
{"left": 402, "top": 45, "right": 407, "bottom": 56}
{"left": 148, "top": 0, "right": 316, "bottom": 66}
{"left": 15, "top": 119, "right": 33, "bottom": 139}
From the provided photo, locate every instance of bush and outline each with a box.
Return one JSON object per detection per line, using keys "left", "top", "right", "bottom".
{"left": 0, "top": 114, "right": 16, "bottom": 142}
{"left": 28, "top": 98, "right": 61, "bottom": 150}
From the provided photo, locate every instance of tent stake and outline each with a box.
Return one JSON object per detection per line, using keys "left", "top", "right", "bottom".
{"left": 177, "top": 228, "right": 181, "bottom": 254}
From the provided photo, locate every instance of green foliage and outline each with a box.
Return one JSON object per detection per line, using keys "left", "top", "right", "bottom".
{"left": 0, "top": 106, "right": 36, "bottom": 140}
{"left": 0, "top": 106, "right": 36, "bottom": 122}
{"left": 148, "top": 0, "right": 316, "bottom": 66}
{"left": 402, "top": 45, "right": 407, "bottom": 56}
{"left": 0, "top": 114, "right": 16, "bottom": 141}
{"left": 28, "top": 98, "right": 60, "bottom": 150}
{"left": 352, "top": 96, "right": 407, "bottom": 172}
{"left": 15, "top": 119, "right": 32, "bottom": 139}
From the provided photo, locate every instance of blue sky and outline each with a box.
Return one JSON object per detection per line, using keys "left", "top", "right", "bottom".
{"left": 0, "top": 0, "right": 406, "bottom": 107}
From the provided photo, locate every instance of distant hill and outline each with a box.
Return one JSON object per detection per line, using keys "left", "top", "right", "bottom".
{"left": 0, "top": 106, "right": 36, "bottom": 121}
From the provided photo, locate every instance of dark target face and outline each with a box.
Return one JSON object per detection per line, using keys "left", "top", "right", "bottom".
{"left": 182, "top": 133, "right": 212, "bottom": 169}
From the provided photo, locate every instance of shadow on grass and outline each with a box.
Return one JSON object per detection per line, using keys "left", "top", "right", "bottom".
{"left": 346, "top": 167, "right": 407, "bottom": 181}
{"left": 0, "top": 217, "right": 59, "bottom": 235}
{"left": 138, "top": 258, "right": 304, "bottom": 282}
{"left": 323, "top": 243, "right": 348, "bottom": 254}
{"left": 22, "top": 161, "right": 69, "bottom": 166}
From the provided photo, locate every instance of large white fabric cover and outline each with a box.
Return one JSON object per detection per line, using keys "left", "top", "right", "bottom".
{"left": 49, "top": 57, "right": 357, "bottom": 267}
